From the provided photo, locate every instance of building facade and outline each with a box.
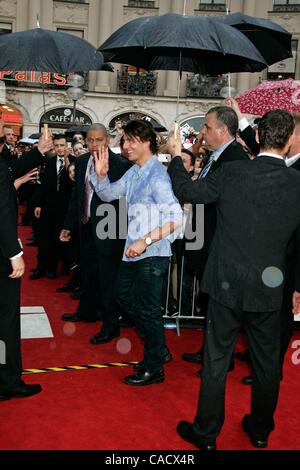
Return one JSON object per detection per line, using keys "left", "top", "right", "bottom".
{"left": 0, "top": 0, "right": 300, "bottom": 137}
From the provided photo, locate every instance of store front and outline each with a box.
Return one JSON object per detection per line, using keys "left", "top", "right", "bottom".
{"left": 0, "top": 103, "right": 23, "bottom": 139}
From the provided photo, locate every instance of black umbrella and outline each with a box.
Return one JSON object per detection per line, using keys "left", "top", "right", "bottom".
{"left": 99, "top": 13, "right": 266, "bottom": 75}
{"left": 0, "top": 28, "right": 105, "bottom": 73}
{"left": 214, "top": 12, "right": 292, "bottom": 66}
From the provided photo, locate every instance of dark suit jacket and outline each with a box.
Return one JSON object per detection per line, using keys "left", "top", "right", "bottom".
{"left": 64, "top": 150, "right": 131, "bottom": 257}
{"left": 173, "top": 140, "right": 248, "bottom": 274}
{"left": 0, "top": 158, "right": 20, "bottom": 273}
{"left": 34, "top": 156, "right": 73, "bottom": 226}
{"left": 168, "top": 155, "right": 300, "bottom": 312}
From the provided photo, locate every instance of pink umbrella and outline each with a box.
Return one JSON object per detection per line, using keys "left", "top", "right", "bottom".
{"left": 236, "top": 79, "right": 300, "bottom": 116}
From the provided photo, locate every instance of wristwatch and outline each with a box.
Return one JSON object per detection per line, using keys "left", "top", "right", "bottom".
{"left": 144, "top": 237, "right": 152, "bottom": 246}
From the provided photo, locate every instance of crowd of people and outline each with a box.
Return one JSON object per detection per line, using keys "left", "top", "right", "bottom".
{"left": 1, "top": 98, "right": 300, "bottom": 450}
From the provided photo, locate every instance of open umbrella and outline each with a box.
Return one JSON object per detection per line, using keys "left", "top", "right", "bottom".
{"left": 0, "top": 28, "right": 105, "bottom": 73}
{"left": 99, "top": 13, "right": 266, "bottom": 76}
{"left": 236, "top": 79, "right": 300, "bottom": 116}
{"left": 214, "top": 12, "right": 292, "bottom": 66}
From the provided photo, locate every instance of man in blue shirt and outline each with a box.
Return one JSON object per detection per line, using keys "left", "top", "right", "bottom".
{"left": 90, "top": 120, "right": 182, "bottom": 386}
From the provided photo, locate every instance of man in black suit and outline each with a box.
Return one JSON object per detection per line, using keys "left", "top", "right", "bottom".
{"left": 178, "top": 106, "right": 248, "bottom": 368}
{"left": 168, "top": 110, "right": 300, "bottom": 449}
{"left": 30, "top": 134, "right": 73, "bottom": 279}
{"left": 227, "top": 98, "right": 300, "bottom": 385}
{"left": 0, "top": 124, "right": 52, "bottom": 400}
{"left": 60, "top": 124, "right": 131, "bottom": 344}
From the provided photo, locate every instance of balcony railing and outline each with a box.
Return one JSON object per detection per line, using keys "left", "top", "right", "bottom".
{"left": 273, "top": 4, "right": 300, "bottom": 11}
{"left": 117, "top": 70, "right": 157, "bottom": 96}
{"left": 197, "top": 1, "right": 226, "bottom": 11}
{"left": 186, "top": 74, "right": 227, "bottom": 98}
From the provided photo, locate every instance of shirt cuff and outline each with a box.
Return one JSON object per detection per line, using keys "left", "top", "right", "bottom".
{"left": 239, "top": 118, "right": 250, "bottom": 132}
{"left": 10, "top": 251, "right": 23, "bottom": 260}
{"left": 90, "top": 172, "right": 109, "bottom": 192}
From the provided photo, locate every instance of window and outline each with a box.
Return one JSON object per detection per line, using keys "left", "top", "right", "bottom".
{"left": 0, "top": 22, "right": 12, "bottom": 35}
{"left": 198, "top": 1, "right": 226, "bottom": 11}
{"left": 273, "top": 0, "right": 300, "bottom": 11}
{"left": 128, "top": 0, "right": 156, "bottom": 8}
{"left": 57, "top": 28, "right": 84, "bottom": 39}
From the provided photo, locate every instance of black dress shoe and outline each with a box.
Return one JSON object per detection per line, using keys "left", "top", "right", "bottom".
{"left": 61, "top": 313, "right": 96, "bottom": 323}
{"left": 29, "top": 270, "right": 46, "bottom": 280}
{"left": 70, "top": 289, "right": 81, "bottom": 300}
{"left": 241, "top": 415, "right": 268, "bottom": 448}
{"left": 56, "top": 284, "right": 74, "bottom": 293}
{"left": 0, "top": 381, "right": 42, "bottom": 400}
{"left": 182, "top": 348, "right": 203, "bottom": 364}
{"left": 90, "top": 329, "right": 120, "bottom": 344}
{"left": 241, "top": 375, "right": 253, "bottom": 385}
{"left": 26, "top": 241, "right": 37, "bottom": 247}
{"left": 133, "top": 350, "right": 173, "bottom": 371}
{"left": 197, "top": 359, "right": 235, "bottom": 378}
{"left": 47, "top": 272, "right": 57, "bottom": 280}
{"left": 124, "top": 369, "right": 164, "bottom": 386}
{"left": 177, "top": 421, "right": 217, "bottom": 450}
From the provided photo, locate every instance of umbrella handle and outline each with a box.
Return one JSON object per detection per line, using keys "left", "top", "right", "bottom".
{"left": 43, "top": 123, "right": 48, "bottom": 139}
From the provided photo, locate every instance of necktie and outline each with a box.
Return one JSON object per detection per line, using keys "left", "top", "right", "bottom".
{"left": 199, "top": 154, "right": 215, "bottom": 179}
{"left": 82, "top": 159, "right": 94, "bottom": 224}
{"left": 57, "top": 158, "right": 64, "bottom": 191}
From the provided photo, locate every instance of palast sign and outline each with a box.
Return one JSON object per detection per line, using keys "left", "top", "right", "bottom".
{"left": 0, "top": 71, "right": 67, "bottom": 85}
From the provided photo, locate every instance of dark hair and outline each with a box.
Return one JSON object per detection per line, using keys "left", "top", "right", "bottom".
{"left": 53, "top": 133, "right": 67, "bottom": 142}
{"left": 258, "top": 110, "right": 295, "bottom": 150}
{"left": 207, "top": 106, "right": 239, "bottom": 137}
{"left": 120, "top": 135, "right": 125, "bottom": 149}
{"left": 122, "top": 120, "right": 158, "bottom": 154}
{"left": 181, "top": 148, "right": 196, "bottom": 166}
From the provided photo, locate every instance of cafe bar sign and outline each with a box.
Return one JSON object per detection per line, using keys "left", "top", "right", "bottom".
{"left": 0, "top": 71, "right": 67, "bottom": 85}
{"left": 41, "top": 107, "right": 92, "bottom": 126}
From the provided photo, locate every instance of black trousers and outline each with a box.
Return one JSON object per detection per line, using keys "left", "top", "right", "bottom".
{"left": 115, "top": 257, "right": 169, "bottom": 373}
{"left": 0, "top": 274, "right": 22, "bottom": 392}
{"left": 77, "top": 223, "right": 121, "bottom": 331}
{"left": 193, "top": 298, "right": 281, "bottom": 441}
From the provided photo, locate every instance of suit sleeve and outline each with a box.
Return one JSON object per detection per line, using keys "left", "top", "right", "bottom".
{"left": 168, "top": 156, "right": 221, "bottom": 205}
{"left": 63, "top": 180, "right": 78, "bottom": 232}
{"left": 0, "top": 160, "right": 21, "bottom": 259}
{"left": 10, "top": 147, "right": 44, "bottom": 180}
{"left": 240, "top": 125, "right": 260, "bottom": 157}
{"left": 294, "top": 224, "right": 300, "bottom": 292}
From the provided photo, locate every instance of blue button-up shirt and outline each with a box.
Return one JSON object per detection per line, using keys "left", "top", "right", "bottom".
{"left": 90, "top": 156, "right": 183, "bottom": 262}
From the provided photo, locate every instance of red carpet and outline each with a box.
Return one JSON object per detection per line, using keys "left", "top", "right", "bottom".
{"left": 0, "top": 225, "right": 299, "bottom": 450}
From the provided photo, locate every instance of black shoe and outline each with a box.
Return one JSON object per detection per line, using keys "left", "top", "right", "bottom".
{"left": 26, "top": 241, "right": 37, "bottom": 247}
{"left": 241, "top": 415, "right": 268, "bottom": 449}
{"left": 124, "top": 369, "right": 164, "bottom": 386}
{"left": 70, "top": 289, "right": 81, "bottom": 300}
{"left": 56, "top": 283, "right": 74, "bottom": 293}
{"left": 119, "top": 316, "right": 134, "bottom": 328}
{"left": 0, "top": 381, "right": 42, "bottom": 400}
{"left": 176, "top": 421, "right": 217, "bottom": 451}
{"left": 90, "top": 329, "right": 120, "bottom": 345}
{"left": 182, "top": 348, "right": 203, "bottom": 364}
{"left": 241, "top": 375, "right": 253, "bottom": 385}
{"left": 133, "top": 350, "right": 173, "bottom": 371}
{"left": 47, "top": 272, "right": 57, "bottom": 280}
{"left": 29, "top": 269, "right": 46, "bottom": 280}
{"left": 61, "top": 313, "right": 97, "bottom": 323}
{"left": 235, "top": 351, "right": 251, "bottom": 363}
{"left": 197, "top": 359, "right": 235, "bottom": 378}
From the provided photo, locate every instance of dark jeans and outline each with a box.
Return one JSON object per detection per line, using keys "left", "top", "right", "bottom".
{"left": 115, "top": 256, "right": 169, "bottom": 373}
{"left": 194, "top": 297, "right": 281, "bottom": 442}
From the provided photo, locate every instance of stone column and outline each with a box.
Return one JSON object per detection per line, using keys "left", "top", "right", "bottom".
{"left": 28, "top": 0, "right": 41, "bottom": 29}
{"left": 16, "top": 0, "right": 29, "bottom": 32}
{"left": 236, "top": 0, "right": 257, "bottom": 94}
{"left": 164, "top": 0, "right": 184, "bottom": 97}
{"left": 95, "top": 0, "right": 113, "bottom": 92}
{"left": 40, "top": 0, "right": 53, "bottom": 30}
{"left": 87, "top": 0, "right": 101, "bottom": 92}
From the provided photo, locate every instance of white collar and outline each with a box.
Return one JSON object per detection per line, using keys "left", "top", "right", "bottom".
{"left": 286, "top": 153, "right": 300, "bottom": 167}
